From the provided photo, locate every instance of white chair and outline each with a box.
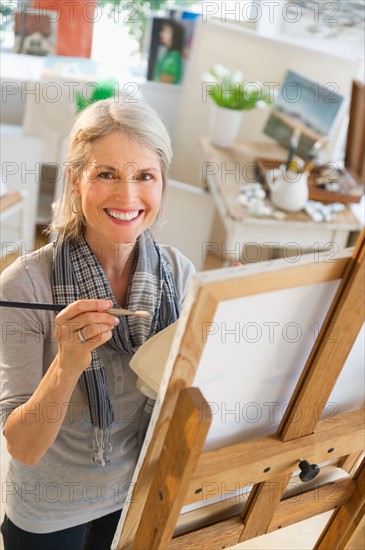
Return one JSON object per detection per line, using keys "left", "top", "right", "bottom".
{"left": 0, "top": 125, "right": 42, "bottom": 251}
{"left": 157, "top": 179, "right": 215, "bottom": 271}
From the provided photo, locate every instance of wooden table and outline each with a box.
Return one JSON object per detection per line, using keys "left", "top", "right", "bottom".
{"left": 200, "top": 136, "right": 362, "bottom": 262}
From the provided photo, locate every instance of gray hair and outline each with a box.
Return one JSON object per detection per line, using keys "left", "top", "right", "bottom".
{"left": 49, "top": 98, "right": 172, "bottom": 239}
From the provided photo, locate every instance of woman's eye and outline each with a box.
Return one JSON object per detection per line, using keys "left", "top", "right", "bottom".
{"left": 139, "top": 173, "right": 153, "bottom": 182}
{"left": 98, "top": 172, "right": 115, "bottom": 180}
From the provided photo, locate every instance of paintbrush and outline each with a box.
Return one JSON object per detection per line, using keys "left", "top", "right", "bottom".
{"left": 0, "top": 301, "right": 151, "bottom": 318}
{"left": 301, "top": 139, "right": 327, "bottom": 174}
{"left": 308, "top": 139, "right": 324, "bottom": 159}
{"left": 286, "top": 127, "right": 302, "bottom": 168}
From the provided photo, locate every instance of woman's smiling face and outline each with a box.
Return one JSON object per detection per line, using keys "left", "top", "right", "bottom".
{"left": 74, "top": 132, "right": 163, "bottom": 250}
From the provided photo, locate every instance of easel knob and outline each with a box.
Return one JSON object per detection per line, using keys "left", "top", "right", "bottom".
{"left": 298, "top": 459, "right": 320, "bottom": 482}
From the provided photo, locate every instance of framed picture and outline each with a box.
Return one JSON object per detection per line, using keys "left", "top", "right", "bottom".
{"left": 264, "top": 70, "right": 346, "bottom": 160}
{"left": 14, "top": 8, "right": 57, "bottom": 56}
{"left": 147, "top": 12, "right": 198, "bottom": 85}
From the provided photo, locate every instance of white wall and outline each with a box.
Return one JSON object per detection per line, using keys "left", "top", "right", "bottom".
{"left": 171, "top": 19, "right": 363, "bottom": 186}
{"left": 157, "top": 179, "right": 215, "bottom": 271}
{"left": 139, "top": 81, "right": 183, "bottom": 138}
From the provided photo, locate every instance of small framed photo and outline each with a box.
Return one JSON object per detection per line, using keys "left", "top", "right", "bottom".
{"left": 147, "top": 12, "right": 198, "bottom": 85}
{"left": 264, "top": 70, "right": 345, "bottom": 160}
{"left": 14, "top": 8, "right": 57, "bottom": 56}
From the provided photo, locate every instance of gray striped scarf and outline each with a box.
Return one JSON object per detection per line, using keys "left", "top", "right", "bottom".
{"left": 52, "top": 230, "right": 180, "bottom": 466}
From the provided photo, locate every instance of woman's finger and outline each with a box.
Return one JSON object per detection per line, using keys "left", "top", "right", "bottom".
{"left": 55, "top": 299, "right": 113, "bottom": 323}
{"left": 62, "top": 311, "right": 119, "bottom": 330}
{"left": 53, "top": 300, "right": 119, "bottom": 351}
{"left": 74, "top": 323, "right": 117, "bottom": 344}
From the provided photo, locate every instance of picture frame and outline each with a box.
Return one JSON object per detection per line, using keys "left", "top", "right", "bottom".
{"left": 13, "top": 8, "right": 57, "bottom": 56}
{"left": 264, "top": 70, "right": 346, "bottom": 160}
{"left": 147, "top": 12, "right": 198, "bottom": 85}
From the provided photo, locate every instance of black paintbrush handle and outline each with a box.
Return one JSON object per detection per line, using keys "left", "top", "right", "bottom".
{"left": 0, "top": 301, "right": 151, "bottom": 317}
{"left": 286, "top": 128, "right": 302, "bottom": 167}
{"left": 0, "top": 301, "right": 66, "bottom": 311}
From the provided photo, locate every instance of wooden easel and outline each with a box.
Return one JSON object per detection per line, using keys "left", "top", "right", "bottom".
{"left": 114, "top": 231, "right": 364, "bottom": 550}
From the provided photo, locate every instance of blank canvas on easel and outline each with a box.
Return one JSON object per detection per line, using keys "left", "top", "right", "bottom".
{"left": 112, "top": 239, "right": 364, "bottom": 549}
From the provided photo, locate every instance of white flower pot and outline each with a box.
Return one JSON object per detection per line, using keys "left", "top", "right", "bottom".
{"left": 209, "top": 103, "right": 243, "bottom": 148}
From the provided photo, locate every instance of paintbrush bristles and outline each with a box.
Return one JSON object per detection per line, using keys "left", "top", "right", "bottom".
{"left": 107, "top": 308, "right": 151, "bottom": 318}
{"left": 134, "top": 311, "right": 152, "bottom": 318}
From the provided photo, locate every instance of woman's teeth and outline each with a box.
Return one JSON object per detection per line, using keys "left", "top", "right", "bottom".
{"left": 106, "top": 209, "right": 139, "bottom": 221}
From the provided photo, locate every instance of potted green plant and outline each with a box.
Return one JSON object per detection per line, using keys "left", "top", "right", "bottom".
{"left": 202, "top": 64, "right": 273, "bottom": 148}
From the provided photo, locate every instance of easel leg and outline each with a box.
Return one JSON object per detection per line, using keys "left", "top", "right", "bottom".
{"left": 133, "top": 388, "right": 211, "bottom": 550}
{"left": 314, "top": 458, "right": 365, "bottom": 549}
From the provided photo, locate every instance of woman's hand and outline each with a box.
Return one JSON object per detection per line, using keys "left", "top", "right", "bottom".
{"left": 54, "top": 299, "right": 119, "bottom": 374}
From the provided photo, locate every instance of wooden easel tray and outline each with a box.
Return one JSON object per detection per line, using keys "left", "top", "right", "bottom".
{"left": 255, "top": 158, "right": 364, "bottom": 204}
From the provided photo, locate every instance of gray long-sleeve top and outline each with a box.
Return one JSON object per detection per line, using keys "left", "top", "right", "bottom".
{"left": 0, "top": 242, "right": 194, "bottom": 533}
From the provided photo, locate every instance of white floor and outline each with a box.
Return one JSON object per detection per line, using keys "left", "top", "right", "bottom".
{"left": 231, "top": 512, "right": 332, "bottom": 549}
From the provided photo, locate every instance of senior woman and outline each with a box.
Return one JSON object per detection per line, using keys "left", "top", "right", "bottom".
{"left": 0, "top": 99, "right": 194, "bottom": 549}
